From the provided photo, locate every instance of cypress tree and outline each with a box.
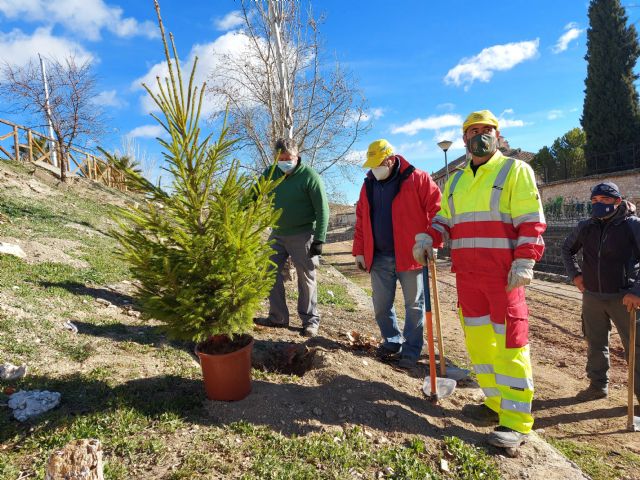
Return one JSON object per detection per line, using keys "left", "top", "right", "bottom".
{"left": 581, "top": 0, "right": 640, "bottom": 171}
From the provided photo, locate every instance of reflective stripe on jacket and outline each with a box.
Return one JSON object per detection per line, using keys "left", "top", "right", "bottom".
{"left": 352, "top": 155, "right": 442, "bottom": 272}
{"left": 433, "top": 151, "right": 546, "bottom": 277}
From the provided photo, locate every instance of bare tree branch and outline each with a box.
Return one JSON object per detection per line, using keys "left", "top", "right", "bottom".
{"left": 0, "top": 55, "right": 105, "bottom": 181}
{"left": 208, "top": 0, "right": 370, "bottom": 183}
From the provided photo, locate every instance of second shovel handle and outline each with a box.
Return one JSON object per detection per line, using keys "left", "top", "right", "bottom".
{"left": 629, "top": 309, "right": 637, "bottom": 431}
{"left": 423, "top": 267, "right": 437, "bottom": 396}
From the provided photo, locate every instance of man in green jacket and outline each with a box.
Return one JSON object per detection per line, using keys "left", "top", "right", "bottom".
{"left": 256, "top": 138, "right": 329, "bottom": 337}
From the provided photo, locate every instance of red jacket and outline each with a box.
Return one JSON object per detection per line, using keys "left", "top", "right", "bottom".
{"left": 352, "top": 155, "right": 442, "bottom": 272}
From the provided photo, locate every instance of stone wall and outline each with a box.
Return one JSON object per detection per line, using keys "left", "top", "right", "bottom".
{"left": 539, "top": 168, "right": 640, "bottom": 206}
{"left": 537, "top": 223, "right": 580, "bottom": 274}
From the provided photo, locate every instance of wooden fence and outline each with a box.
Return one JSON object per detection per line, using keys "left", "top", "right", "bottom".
{"left": 0, "top": 118, "right": 127, "bottom": 191}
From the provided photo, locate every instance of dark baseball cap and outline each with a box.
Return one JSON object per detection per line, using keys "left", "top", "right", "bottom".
{"left": 591, "top": 181, "right": 621, "bottom": 199}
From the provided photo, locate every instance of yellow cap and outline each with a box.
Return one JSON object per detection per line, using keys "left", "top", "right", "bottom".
{"left": 462, "top": 110, "right": 499, "bottom": 133}
{"left": 363, "top": 139, "right": 394, "bottom": 168}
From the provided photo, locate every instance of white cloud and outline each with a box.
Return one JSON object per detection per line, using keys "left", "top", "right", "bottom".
{"left": 436, "top": 102, "right": 456, "bottom": 112}
{"left": 396, "top": 140, "right": 430, "bottom": 158}
{"left": 445, "top": 39, "right": 539, "bottom": 89}
{"left": 391, "top": 114, "right": 462, "bottom": 136}
{"left": 126, "top": 124, "right": 164, "bottom": 139}
{"left": 350, "top": 107, "right": 384, "bottom": 124}
{"left": 369, "top": 107, "right": 384, "bottom": 120}
{"left": 0, "top": 0, "right": 158, "bottom": 41}
{"left": 91, "top": 89, "right": 126, "bottom": 108}
{"left": 497, "top": 110, "right": 526, "bottom": 129}
{"left": 0, "top": 27, "right": 93, "bottom": 66}
{"left": 547, "top": 109, "right": 563, "bottom": 120}
{"left": 435, "top": 129, "right": 465, "bottom": 150}
{"left": 343, "top": 148, "right": 367, "bottom": 167}
{"left": 552, "top": 22, "right": 583, "bottom": 54}
{"left": 214, "top": 10, "right": 245, "bottom": 31}
{"left": 132, "top": 31, "right": 256, "bottom": 116}
{"left": 499, "top": 118, "right": 525, "bottom": 128}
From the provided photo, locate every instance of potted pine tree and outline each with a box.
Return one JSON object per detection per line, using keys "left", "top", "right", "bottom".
{"left": 112, "top": 3, "right": 281, "bottom": 401}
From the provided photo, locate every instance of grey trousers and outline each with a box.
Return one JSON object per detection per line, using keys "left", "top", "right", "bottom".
{"left": 268, "top": 231, "right": 320, "bottom": 327}
{"left": 582, "top": 293, "right": 640, "bottom": 396}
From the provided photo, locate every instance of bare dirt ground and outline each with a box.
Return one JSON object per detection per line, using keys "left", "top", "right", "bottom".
{"left": 321, "top": 240, "right": 640, "bottom": 479}
{"left": 231, "top": 264, "right": 588, "bottom": 479}
{"left": 0, "top": 161, "right": 633, "bottom": 479}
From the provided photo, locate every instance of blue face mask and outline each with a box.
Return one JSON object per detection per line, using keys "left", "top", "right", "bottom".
{"left": 591, "top": 202, "right": 617, "bottom": 219}
{"left": 277, "top": 160, "right": 296, "bottom": 173}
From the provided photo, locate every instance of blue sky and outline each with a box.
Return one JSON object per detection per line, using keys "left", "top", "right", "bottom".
{"left": 1, "top": 0, "right": 637, "bottom": 202}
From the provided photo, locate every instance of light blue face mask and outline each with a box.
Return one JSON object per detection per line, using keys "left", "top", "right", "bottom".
{"left": 278, "top": 160, "right": 296, "bottom": 173}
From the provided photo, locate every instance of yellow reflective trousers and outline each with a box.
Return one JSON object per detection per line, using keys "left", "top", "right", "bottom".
{"left": 456, "top": 272, "right": 534, "bottom": 434}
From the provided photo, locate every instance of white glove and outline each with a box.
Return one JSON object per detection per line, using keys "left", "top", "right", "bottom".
{"left": 412, "top": 233, "right": 436, "bottom": 266}
{"left": 507, "top": 258, "right": 535, "bottom": 291}
{"left": 355, "top": 255, "right": 366, "bottom": 271}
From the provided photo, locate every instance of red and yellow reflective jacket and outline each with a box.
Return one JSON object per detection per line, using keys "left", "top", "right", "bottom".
{"left": 433, "top": 151, "right": 546, "bottom": 277}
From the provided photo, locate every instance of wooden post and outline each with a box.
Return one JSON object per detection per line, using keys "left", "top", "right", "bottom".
{"left": 27, "top": 129, "right": 34, "bottom": 163}
{"left": 13, "top": 125, "right": 19, "bottom": 161}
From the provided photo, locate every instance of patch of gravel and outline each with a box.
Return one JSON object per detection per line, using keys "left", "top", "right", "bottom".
{"left": 0, "top": 236, "right": 89, "bottom": 268}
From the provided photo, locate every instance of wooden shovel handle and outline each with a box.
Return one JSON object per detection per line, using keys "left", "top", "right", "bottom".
{"left": 430, "top": 258, "right": 446, "bottom": 377}
{"left": 629, "top": 309, "right": 637, "bottom": 431}
{"left": 423, "top": 267, "right": 437, "bottom": 396}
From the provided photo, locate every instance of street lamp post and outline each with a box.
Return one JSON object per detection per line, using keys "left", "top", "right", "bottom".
{"left": 437, "top": 140, "right": 453, "bottom": 181}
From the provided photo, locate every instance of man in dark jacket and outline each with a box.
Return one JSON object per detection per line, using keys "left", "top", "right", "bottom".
{"left": 561, "top": 181, "right": 640, "bottom": 404}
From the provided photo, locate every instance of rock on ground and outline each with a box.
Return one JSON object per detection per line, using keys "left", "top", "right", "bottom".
{"left": 8, "top": 390, "right": 61, "bottom": 422}
{"left": 45, "top": 439, "right": 104, "bottom": 480}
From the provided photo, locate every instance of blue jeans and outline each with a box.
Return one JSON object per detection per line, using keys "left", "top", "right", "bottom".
{"left": 370, "top": 254, "right": 425, "bottom": 361}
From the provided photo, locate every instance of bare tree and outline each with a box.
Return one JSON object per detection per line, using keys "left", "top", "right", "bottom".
{"left": 0, "top": 56, "right": 104, "bottom": 181}
{"left": 208, "top": 0, "right": 370, "bottom": 179}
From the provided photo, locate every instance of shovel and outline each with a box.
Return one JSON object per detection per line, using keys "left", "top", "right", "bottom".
{"left": 422, "top": 265, "right": 456, "bottom": 401}
{"left": 429, "top": 258, "right": 470, "bottom": 382}
{"left": 628, "top": 309, "right": 640, "bottom": 432}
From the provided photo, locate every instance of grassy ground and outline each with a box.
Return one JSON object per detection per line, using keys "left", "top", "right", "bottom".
{"left": 0, "top": 160, "right": 505, "bottom": 479}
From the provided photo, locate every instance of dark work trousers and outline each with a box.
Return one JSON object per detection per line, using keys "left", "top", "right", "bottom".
{"left": 267, "top": 231, "right": 320, "bottom": 328}
{"left": 582, "top": 292, "right": 640, "bottom": 396}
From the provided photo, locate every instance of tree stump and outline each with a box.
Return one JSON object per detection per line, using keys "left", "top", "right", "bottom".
{"left": 45, "top": 439, "right": 104, "bottom": 480}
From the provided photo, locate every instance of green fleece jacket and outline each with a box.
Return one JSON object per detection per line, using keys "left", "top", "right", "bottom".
{"left": 262, "top": 161, "right": 329, "bottom": 242}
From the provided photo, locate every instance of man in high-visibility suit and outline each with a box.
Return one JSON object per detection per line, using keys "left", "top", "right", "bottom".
{"left": 413, "top": 110, "right": 546, "bottom": 449}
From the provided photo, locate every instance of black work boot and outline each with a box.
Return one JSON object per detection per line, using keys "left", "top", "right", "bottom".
{"left": 375, "top": 343, "right": 402, "bottom": 361}
{"left": 575, "top": 384, "right": 608, "bottom": 402}
{"left": 487, "top": 426, "right": 528, "bottom": 449}
{"left": 462, "top": 403, "right": 499, "bottom": 424}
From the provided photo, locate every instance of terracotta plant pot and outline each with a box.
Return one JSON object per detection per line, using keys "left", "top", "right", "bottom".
{"left": 196, "top": 335, "right": 254, "bottom": 401}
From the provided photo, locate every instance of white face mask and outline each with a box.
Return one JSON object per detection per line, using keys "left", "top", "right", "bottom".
{"left": 372, "top": 165, "right": 391, "bottom": 180}
{"left": 277, "top": 160, "right": 296, "bottom": 173}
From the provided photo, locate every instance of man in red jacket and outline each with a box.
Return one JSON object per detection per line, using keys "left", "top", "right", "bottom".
{"left": 352, "top": 139, "right": 442, "bottom": 369}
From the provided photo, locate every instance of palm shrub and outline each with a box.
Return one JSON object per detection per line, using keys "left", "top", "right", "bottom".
{"left": 112, "top": 2, "right": 281, "bottom": 344}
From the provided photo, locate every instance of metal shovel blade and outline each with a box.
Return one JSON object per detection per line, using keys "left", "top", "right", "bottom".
{"left": 422, "top": 376, "right": 457, "bottom": 400}
{"left": 425, "top": 364, "right": 470, "bottom": 381}
{"left": 444, "top": 366, "right": 470, "bottom": 381}
{"left": 630, "top": 416, "right": 640, "bottom": 432}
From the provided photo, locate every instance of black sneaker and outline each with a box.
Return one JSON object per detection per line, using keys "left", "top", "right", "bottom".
{"left": 375, "top": 344, "right": 402, "bottom": 360}
{"left": 254, "top": 317, "right": 289, "bottom": 328}
{"left": 488, "top": 426, "right": 527, "bottom": 449}
{"left": 575, "top": 384, "right": 608, "bottom": 402}
{"left": 302, "top": 324, "right": 319, "bottom": 338}
{"left": 396, "top": 356, "right": 417, "bottom": 370}
{"left": 462, "top": 403, "right": 499, "bottom": 424}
